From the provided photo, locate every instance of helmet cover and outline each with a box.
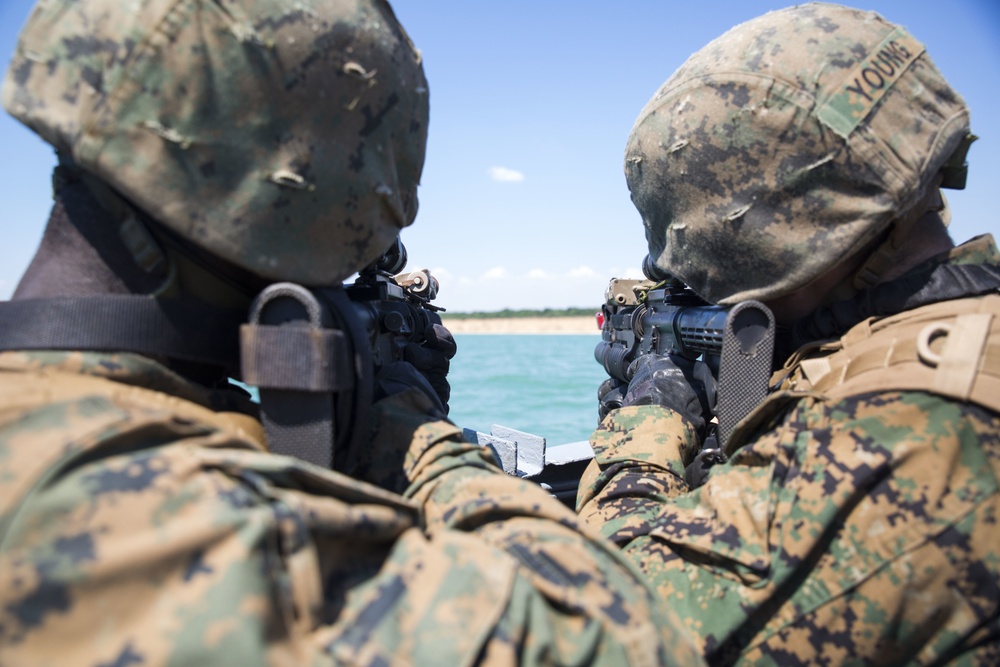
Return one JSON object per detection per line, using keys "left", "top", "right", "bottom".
{"left": 625, "top": 2, "right": 970, "bottom": 304}
{"left": 3, "top": 0, "right": 429, "bottom": 285}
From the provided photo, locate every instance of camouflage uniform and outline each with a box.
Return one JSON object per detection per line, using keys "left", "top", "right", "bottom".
{"left": 581, "top": 4, "right": 1000, "bottom": 665}
{"left": 579, "top": 237, "right": 1000, "bottom": 665}
{"left": 0, "top": 0, "right": 704, "bottom": 664}
{"left": 0, "top": 347, "right": 704, "bottom": 666}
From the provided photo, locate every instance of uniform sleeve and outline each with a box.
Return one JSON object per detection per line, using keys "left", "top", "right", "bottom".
{"left": 0, "top": 384, "right": 706, "bottom": 667}
{"left": 576, "top": 405, "right": 697, "bottom": 545}
{"left": 572, "top": 391, "right": 1000, "bottom": 665}
{"left": 363, "top": 389, "right": 706, "bottom": 666}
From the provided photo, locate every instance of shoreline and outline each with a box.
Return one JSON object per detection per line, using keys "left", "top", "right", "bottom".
{"left": 440, "top": 315, "right": 600, "bottom": 335}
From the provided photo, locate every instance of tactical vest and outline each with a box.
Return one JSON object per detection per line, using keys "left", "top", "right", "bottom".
{"left": 726, "top": 293, "right": 1000, "bottom": 453}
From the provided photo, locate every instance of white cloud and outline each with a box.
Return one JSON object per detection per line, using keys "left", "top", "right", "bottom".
{"left": 608, "top": 265, "right": 645, "bottom": 279}
{"left": 429, "top": 266, "right": 453, "bottom": 281}
{"left": 527, "top": 268, "right": 549, "bottom": 279}
{"left": 567, "top": 265, "right": 597, "bottom": 278}
{"left": 481, "top": 266, "right": 508, "bottom": 280}
{"left": 488, "top": 166, "right": 525, "bottom": 183}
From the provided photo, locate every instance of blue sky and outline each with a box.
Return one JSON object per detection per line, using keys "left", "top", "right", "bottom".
{"left": 2, "top": 1, "right": 998, "bottom": 313}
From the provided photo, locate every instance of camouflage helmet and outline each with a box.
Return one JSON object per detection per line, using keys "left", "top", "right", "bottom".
{"left": 625, "top": 3, "right": 971, "bottom": 305}
{"left": 3, "top": 0, "right": 428, "bottom": 286}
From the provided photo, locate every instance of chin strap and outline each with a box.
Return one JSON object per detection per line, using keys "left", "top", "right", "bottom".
{"left": 851, "top": 190, "right": 943, "bottom": 292}
{"left": 0, "top": 295, "right": 243, "bottom": 371}
{"left": 852, "top": 133, "right": 977, "bottom": 292}
{"left": 240, "top": 283, "right": 372, "bottom": 471}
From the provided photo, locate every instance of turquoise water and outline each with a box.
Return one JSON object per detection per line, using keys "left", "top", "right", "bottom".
{"left": 240, "top": 333, "right": 607, "bottom": 447}
{"left": 447, "top": 334, "right": 605, "bottom": 446}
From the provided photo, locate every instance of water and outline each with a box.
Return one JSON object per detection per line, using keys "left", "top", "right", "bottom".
{"left": 240, "top": 333, "right": 607, "bottom": 447}
{"left": 447, "top": 334, "right": 605, "bottom": 446}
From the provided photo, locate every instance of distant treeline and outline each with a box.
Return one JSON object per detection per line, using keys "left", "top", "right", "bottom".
{"left": 442, "top": 307, "right": 596, "bottom": 320}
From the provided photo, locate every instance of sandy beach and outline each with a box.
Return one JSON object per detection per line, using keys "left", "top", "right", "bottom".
{"left": 440, "top": 316, "right": 600, "bottom": 335}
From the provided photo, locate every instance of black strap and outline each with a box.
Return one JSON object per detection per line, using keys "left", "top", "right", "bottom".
{"left": 786, "top": 263, "right": 1000, "bottom": 353}
{"left": 0, "top": 295, "right": 243, "bottom": 371}
{"left": 0, "top": 290, "right": 375, "bottom": 472}
{"left": 240, "top": 284, "right": 372, "bottom": 470}
{"left": 320, "top": 286, "right": 374, "bottom": 473}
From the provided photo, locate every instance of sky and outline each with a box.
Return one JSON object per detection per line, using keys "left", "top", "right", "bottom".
{"left": 2, "top": 1, "right": 999, "bottom": 314}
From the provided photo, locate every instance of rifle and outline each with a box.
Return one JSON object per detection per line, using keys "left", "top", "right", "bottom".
{"left": 594, "top": 256, "right": 776, "bottom": 477}
{"left": 486, "top": 257, "right": 778, "bottom": 505}
{"left": 345, "top": 237, "right": 444, "bottom": 375}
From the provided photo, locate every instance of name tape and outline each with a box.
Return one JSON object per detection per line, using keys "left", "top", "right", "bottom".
{"left": 816, "top": 26, "right": 926, "bottom": 138}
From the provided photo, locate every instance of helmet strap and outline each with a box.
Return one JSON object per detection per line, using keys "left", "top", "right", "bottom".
{"left": 853, "top": 133, "right": 975, "bottom": 291}
{"left": 59, "top": 157, "right": 175, "bottom": 296}
{"left": 851, "top": 183, "right": 947, "bottom": 292}
{"left": 61, "top": 154, "right": 261, "bottom": 311}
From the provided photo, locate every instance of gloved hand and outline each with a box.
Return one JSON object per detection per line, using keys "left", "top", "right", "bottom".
{"left": 622, "top": 353, "right": 716, "bottom": 438}
{"left": 375, "top": 360, "right": 448, "bottom": 418}
{"left": 398, "top": 321, "right": 457, "bottom": 414}
{"left": 597, "top": 377, "right": 628, "bottom": 421}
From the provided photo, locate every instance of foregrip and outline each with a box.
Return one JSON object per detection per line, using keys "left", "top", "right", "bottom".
{"left": 595, "top": 281, "right": 775, "bottom": 449}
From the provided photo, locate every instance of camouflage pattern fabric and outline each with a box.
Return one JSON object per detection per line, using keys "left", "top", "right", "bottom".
{"left": 0, "top": 350, "right": 704, "bottom": 666}
{"left": 3, "top": 0, "right": 428, "bottom": 287}
{"left": 578, "top": 238, "right": 1000, "bottom": 666}
{"left": 624, "top": 3, "right": 971, "bottom": 305}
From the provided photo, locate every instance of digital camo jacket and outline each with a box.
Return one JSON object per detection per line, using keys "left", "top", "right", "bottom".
{"left": 0, "top": 350, "right": 703, "bottom": 666}
{"left": 578, "top": 236, "right": 1000, "bottom": 666}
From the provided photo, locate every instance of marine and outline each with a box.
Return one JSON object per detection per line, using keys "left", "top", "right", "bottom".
{"left": 0, "top": 0, "right": 702, "bottom": 664}
{"left": 580, "top": 3, "right": 1000, "bottom": 665}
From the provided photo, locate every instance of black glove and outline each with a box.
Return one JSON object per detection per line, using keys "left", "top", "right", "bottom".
{"left": 400, "top": 322, "right": 457, "bottom": 414}
{"left": 622, "top": 353, "right": 716, "bottom": 437}
{"left": 374, "top": 360, "right": 448, "bottom": 418}
{"left": 597, "top": 377, "right": 628, "bottom": 421}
